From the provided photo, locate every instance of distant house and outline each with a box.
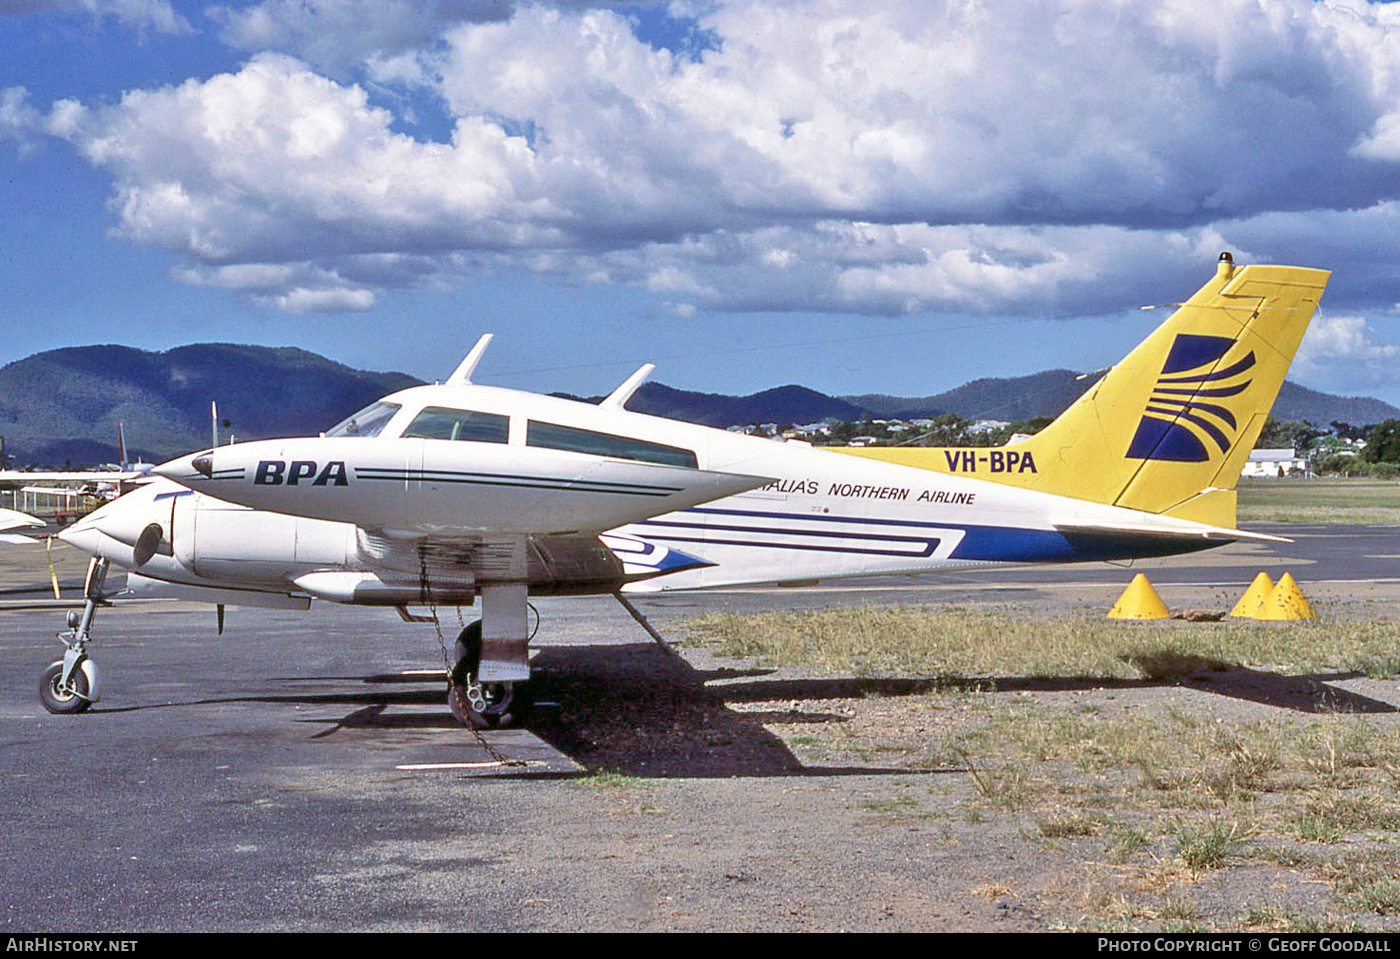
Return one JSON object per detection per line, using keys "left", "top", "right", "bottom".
{"left": 1243, "top": 448, "right": 1309, "bottom": 478}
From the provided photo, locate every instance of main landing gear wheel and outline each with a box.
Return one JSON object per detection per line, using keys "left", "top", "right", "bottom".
{"left": 39, "top": 661, "right": 91, "bottom": 715}
{"left": 447, "top": 620, "right": 531, "bottom": 730}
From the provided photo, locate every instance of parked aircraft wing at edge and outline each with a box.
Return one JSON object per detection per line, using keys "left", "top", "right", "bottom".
{"left": 39, "top": 253, "right": 1328, "bottom": 727}
{"left": 0, "top": 507, "right": 44, "bottom": 544}
{"left": 0, "top": 470, "right": 149, "bottom": 484}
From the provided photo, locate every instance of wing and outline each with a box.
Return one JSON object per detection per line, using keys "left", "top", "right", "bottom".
{"left": 0, "top": 470, "right": 147, "bottom": 484}
{"left": 290, "top": 528, "right": 715, "bottom": 603}
{"left": 0, "top": 507, "right": 45, "bottom": 544}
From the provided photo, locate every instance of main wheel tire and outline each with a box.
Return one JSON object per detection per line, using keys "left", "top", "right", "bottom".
{"left": 448, "top": 621, "right": 531, "bottom": 729}
{"left": 38, "top": 661, "right": 91, "bottom": 715}
{"left": 448, "top": 678, "right": 527, "bottom": 729}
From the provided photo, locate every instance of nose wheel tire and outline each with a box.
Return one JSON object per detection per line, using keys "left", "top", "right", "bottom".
{"left": 39, "top": 662, "right": 92, "bottom": 715}
{"left": 448, "top": 621, "right": 530, "bottom": 729}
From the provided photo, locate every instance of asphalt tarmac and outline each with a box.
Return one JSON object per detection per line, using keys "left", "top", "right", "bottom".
{"left": 1, "top": 526, "right": 1396, "bottom": 931}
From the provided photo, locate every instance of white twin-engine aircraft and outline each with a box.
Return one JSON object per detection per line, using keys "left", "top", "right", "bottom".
{"left": 45, "top": 254, "right": 1329, "bottom": 727}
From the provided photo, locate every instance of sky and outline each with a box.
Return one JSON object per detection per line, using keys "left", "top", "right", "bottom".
{"left": 3, "top": 0, "right": 1400, "bottom": 408}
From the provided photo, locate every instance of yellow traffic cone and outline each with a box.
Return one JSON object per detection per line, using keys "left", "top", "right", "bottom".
{"left": 1256, "top": 572, "right": 1317, "bottom": 620}
{"left": 1229, "top": 572, "right": 1274, "bottom": 619}
{"left": 1108, "top": 573, "right": 1169, "bottom": 619}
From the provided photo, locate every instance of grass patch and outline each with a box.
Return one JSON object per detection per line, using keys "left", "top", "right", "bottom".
{"left": 684, "top": 597, "right": 1400, "bottom": 929}
{"left": 682, "top": 607, "right": 1400, "bottom": 680}
{"left": 861, "top": 792, "right": 921, "bottom": 814}
{"left": 1174, "top": 818, "right": 1251, "bottom": 869}
{"left": 1105, "top": 824, "right": 1151, "bottom": 863}
{"left": 1237, "top": 478, "right": 1400, "bottom": 525}
{"left": 957, "top": 749, "right": 1034, "bottom": 810}
{"left": 1238, "top": 902, "right": 1363, "bottom": 933}
{"left": 1293, "top": 789, "right": 1400, "bottom": 838}
{"left": 1038, "top": 814, "right": 1102, "bottom": 838}
{"left": 574, "top": 769, "right": 655, "bottom": 791}
{"left": 1352, "top": 879, "right": 1400, "bottom": 916}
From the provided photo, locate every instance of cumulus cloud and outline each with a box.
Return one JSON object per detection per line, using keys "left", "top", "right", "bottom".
{"left": 567, "top": 221, "right": 1234, "bottom": 317}
{"left": 420, "top": 0, "right": 1400, "bottom": 227}
{"left": 208, "top": 0, "right": 679, "bottom": 76}
{"left": 1294, "top": 313, "right": 1400, "bottom": 392}
{"left": 208, "top": 0, "right": 512, "bottom": 78}
{"left": 2, "top": 0, "right": 192, "bottom": 34}
{"left": 0, "top": 87, "right": 45, "bottom": 156}
{"left": 30, "top": 0, "right": 1400, "bottom": 335}
{"left": 57, "top": 54, "right": 560, "bottom": 260}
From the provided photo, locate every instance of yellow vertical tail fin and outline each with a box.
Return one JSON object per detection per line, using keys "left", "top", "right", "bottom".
{"left": 836, "top": 255, "right": 1331, "bottom": 523}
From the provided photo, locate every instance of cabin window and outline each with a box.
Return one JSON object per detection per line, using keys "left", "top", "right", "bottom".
{"left": 325, "top": 401, "right": 402, "bottom": 438}
{"left": 526, "top": 420, "right": 697, "bottom": 468}
{"left": 402, "top": 406, "right": 510, "bottom": 444}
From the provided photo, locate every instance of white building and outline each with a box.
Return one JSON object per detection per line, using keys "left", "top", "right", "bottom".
{"left": 1243, "top": 448, "right": 1309, "bottom": 478}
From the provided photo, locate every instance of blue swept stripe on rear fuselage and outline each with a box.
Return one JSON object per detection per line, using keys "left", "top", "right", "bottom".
{"left": 634, "top": 506, "right": 1219, "bottom": 566}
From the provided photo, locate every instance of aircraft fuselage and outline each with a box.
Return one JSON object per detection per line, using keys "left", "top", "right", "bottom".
{"left": 61, "top": 380, "right": 1239, "bottom": 606}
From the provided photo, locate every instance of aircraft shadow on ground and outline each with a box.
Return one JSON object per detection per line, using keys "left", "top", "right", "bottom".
{"left": 713, "top": 656, "right": 1398, "bottom": 716}
{"left": 522, "top": 643, "right": 906, "bottom": 778}
{"left": 281, "top": 643, "right": 922, "bottom": 777}
{"left": 90, "top": 642, "right": 1396, "bottom": 778}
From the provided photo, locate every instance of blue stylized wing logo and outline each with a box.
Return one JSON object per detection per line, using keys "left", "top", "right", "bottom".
{"left": 1126, "top": 334, "right": 1255, "bottom": 463}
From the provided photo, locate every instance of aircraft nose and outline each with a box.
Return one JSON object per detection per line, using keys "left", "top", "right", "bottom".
{"left": 153, "top": 451, "right": 212, "bottom": 483}
{"left": 55, "top": 522, "right": 104, "bottom": 556}
{"left": 57, "top": 497, "right": 164, "bottom": 565}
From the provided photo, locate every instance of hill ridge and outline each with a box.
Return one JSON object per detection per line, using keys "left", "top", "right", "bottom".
{"left": 1, "top": 344, "right": 1393, "bottom": 465}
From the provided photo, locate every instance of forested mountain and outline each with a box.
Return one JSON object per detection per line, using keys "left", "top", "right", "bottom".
{"left": 0, "top": 344, "right": 420, "bottom": 465}
{"left": 2, "top": 344, "right": 1393, "bottom": 466}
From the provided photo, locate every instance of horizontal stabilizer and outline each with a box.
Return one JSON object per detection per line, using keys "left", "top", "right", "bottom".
{"left": 1055, "top": 522, "right": 1290, "bottom": 546}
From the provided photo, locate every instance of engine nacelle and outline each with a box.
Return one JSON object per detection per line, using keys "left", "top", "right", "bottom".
{"left": 172, "top": 492, "right": 355, "bottom": 583}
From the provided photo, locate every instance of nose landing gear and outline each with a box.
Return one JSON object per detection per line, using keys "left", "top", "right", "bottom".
{"left": 38, "top": 557, "right": 110, "bottom": 715}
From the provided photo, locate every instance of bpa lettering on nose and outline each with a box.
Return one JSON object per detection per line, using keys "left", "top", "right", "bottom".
{"left": 254, "top": 460, "right": 349, "bottom": 486}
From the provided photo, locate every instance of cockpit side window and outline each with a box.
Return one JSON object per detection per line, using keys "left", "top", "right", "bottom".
{"left": 402, "top": 407, "right": 510, "bottom": 444}
{"left": 325, "top": 401, "right": 402, "bottom": 438}
{"left": 526, "top": 420, "right": 697, "bottom": 468}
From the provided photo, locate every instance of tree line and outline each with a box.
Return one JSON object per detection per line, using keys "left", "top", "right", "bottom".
{"left": 1260, "top": 418, "right": 1400, "bottom": 479}
{"left": 791, "top": 414, "right": 1400, "bottom": 479}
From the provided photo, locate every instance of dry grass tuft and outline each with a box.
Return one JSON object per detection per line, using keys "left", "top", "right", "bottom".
{"left": 682, "top": 606, "right": 1400, "bottom": 680}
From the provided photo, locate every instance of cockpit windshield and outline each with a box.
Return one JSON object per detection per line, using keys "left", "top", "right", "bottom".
{"left": 325, "top": 401, "right": 402, "bottom": 438}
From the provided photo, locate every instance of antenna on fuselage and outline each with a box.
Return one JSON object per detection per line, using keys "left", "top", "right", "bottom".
{"left": 447, "top": 334, "right": 495, "bottom": 385}
{"left": 601, "top": 364, "right": 655, "bottom": 410}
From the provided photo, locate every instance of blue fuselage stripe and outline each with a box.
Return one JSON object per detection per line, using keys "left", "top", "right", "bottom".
{"left": 632, "top": 506, "right": 1203, "bottom": 564}
{"left": 635, "top": 506, "right": 1081, "bottom": 563}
